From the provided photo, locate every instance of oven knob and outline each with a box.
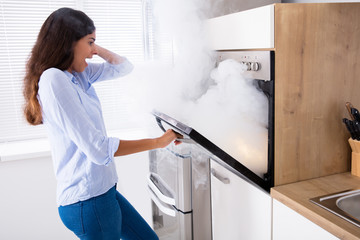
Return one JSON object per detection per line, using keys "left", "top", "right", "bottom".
{"left": 250, "top": 62, "right": 260, "bottom": 71}
{"left": 240, "top": 62, "right": 251, "bottom": 71}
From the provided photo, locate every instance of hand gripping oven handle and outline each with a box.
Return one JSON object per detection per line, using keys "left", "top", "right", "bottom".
{"left": 155, "top": 116, "right": 194, "bottom": 144}
{"left": 155, "top": 116, "right": 183, "bottom": 137}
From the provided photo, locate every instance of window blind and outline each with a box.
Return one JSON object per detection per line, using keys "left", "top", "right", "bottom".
{"left": 0, "top": 0, "right": 77, "bottom": 142}
{"left": 0, "top": 0, "right": 153, "bottom": 143}
{"left": 83, "top": 0, "right": 145, "bottom": 132}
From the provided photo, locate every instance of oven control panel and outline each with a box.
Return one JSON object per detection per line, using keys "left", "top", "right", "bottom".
{"left": 240, "top": 61, "right": 260, "bottom": 71}
{"left": 216, "top": 51, "right": 273, "bottom": 81}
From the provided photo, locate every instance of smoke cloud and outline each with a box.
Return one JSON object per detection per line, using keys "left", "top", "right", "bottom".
{"left": 126, "top": 0, "right": 269, "bottom": 177}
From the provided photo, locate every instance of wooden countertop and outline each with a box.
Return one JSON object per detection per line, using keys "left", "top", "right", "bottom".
{"left": 271, "top": 172, "right": 360, "bottom": 240}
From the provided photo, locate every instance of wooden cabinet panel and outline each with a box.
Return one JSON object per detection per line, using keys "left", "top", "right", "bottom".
{"left": 274, "top": 3, "right": 360, "bottom": 185}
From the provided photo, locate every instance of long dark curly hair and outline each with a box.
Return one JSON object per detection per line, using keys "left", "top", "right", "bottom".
{"left": 23, "top": 7, "right": 95, "bottom": 125}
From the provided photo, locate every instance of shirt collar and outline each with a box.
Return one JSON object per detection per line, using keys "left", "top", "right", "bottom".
{"left": 63, "top": 70, "right": 77, "bottom": 84}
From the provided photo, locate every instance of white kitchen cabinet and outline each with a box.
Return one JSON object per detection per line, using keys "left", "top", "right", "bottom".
{"left": 206, "top": 5, "right": 274, "bottom": 50}
{"left": 210, "top": 159, "right": 272, "bottom": 240}
{"left": 272, "top": 199, "right": 339, "bottom": 240}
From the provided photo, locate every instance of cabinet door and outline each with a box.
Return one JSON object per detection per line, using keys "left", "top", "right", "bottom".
{"left": 273, "top": 199, "right": 339, "bottom": 240}
{"left": 210, "top": 159, "right": 272, "bottom": 240}
{"left": 206, "top": 5, "right": 274, "bottom": 50}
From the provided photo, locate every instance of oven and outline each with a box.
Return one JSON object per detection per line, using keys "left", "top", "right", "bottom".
{"left": 147, "top": 50, "right": 274, "bottom": 239}
{"left": 213, "top": 50, "right": 275, "bottom": 191}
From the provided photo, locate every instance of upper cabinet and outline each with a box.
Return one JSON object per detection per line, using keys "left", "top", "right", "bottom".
{"left": 205, "top": 5, "right": 274, "bottom": 50}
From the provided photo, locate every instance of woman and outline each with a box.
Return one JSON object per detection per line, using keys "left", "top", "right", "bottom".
{"left": 23, "top": 7, "right": 179, "bottom": 240}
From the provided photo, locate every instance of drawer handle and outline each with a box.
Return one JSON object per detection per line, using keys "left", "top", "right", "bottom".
{"left": 211, "top": 168, "right": 230, "bottom": 184}
{"left": 147, "top": 173, "right": 175, "bottom": 206}
{"left": 148, "top": 187, "right": 176, "bottom": 217}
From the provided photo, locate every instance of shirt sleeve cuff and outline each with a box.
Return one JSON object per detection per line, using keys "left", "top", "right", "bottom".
{"left": 107, "top": 58, "right": 134, "bottom": 77}
{"left": 105, "top": 137, "right": 120, "bottom": 166}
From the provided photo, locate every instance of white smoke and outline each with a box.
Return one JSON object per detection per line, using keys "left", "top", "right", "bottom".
{"left": 186, "top": 59, "right": 269, "bottom": 176}
{"left": 126, "top": 0, "right": 269, "bottom": 177}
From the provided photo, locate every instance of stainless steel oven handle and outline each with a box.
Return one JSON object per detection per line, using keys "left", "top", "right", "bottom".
{"left": 153, "top": 111, "right": 197, "bottom": 144}
{"left": 155, "top": 116, "right": 183, "bottom": 136}
{"left": 155, "top": 116, "right": 193, "bottom": 143}
{"left": 156, "top": 117, "right": 167, "bottom": 133}
{"left": 211, "top": 168, "right": 230, "bottom": 184}
{"left": 148, "top": 187, "right": 176, "bottom": 217}
{"left": 147, "top": 173, "right": 176, "bottom": 206}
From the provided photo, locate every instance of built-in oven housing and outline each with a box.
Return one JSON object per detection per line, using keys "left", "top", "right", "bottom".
{"left": 211, "top": 50, "right": 275, "bottom": 191}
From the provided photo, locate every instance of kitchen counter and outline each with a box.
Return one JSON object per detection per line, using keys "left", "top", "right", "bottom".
{"left": 271, "top": 172, "right": 360, "bottom": 240}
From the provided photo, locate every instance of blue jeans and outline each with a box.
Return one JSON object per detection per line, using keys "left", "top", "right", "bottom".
{"left": 58, "top": 186, "right": 158, "bottom": 240}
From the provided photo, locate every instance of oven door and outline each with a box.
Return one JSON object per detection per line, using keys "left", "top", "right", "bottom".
{"left": 152, "top": 109, "right": 272, "bottom": 192}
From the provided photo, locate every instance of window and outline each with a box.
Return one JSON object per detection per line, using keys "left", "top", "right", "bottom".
{"left": 0, "top": 0, "right": 155, "bottom": 143}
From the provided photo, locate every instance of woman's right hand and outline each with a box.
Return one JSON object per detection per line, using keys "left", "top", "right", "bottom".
{"left": 157, "top": 129, "right": 183, "bottom": 148}
{"left": 114, "top": 129, "right": 183, "bottom": 157}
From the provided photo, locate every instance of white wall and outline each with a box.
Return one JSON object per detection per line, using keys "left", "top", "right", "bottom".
{"left": 0, "top": 152, "right": 151, "bottom": 240}
{"left": 208, "top": 0, "right": 280, "bottom": 17}
{"left": 207, "top": 0, "right": 360, "bottom": 18}
{"left": 0, "top": 156, "right": 74, "bottom": 240}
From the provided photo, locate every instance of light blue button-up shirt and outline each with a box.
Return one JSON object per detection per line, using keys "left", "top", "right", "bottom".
{"left": 38, "top": 59, "right": 134, "bottom": 206}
